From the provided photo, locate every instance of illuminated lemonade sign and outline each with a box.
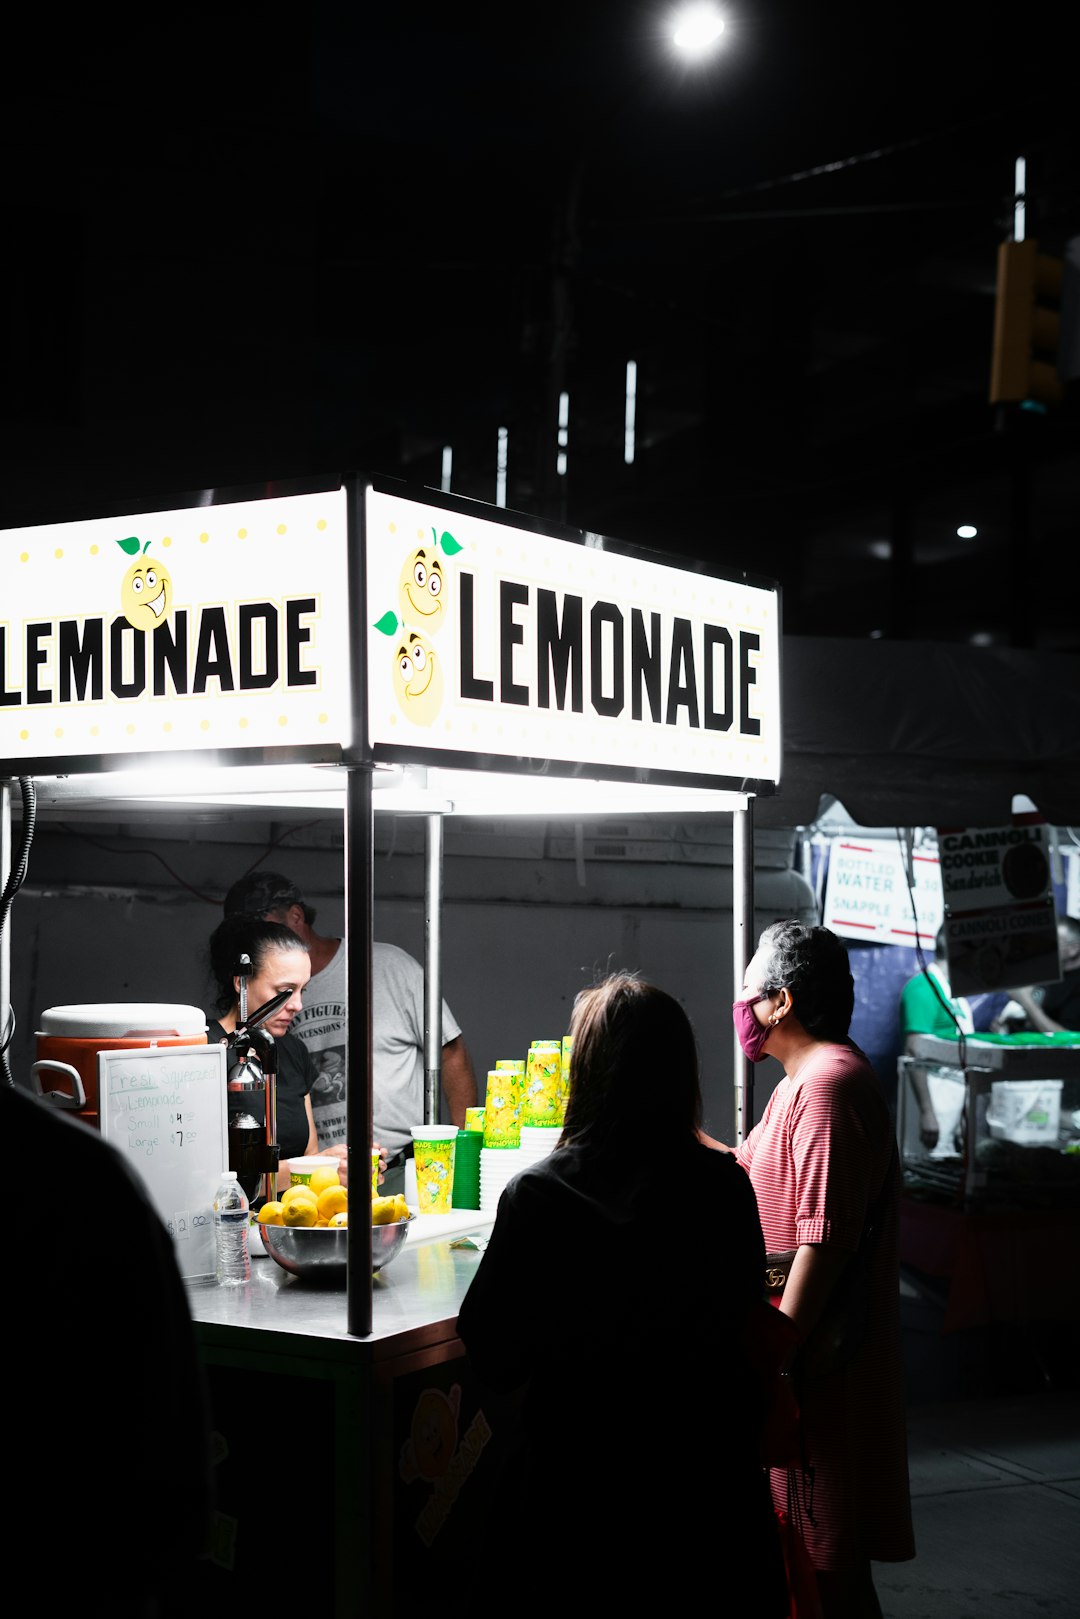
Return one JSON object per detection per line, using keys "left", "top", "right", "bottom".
{"left": 0, "top": 489, "right": 351, "bottom": 763}
{"left": 365, "top": 489, "right": 781, "bottom": 786}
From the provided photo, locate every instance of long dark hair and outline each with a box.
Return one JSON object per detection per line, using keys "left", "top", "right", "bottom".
{"left": 755, "top": 919, "right": 855, "bottom": 1042}
{"left": 562, "top": 970, "right": 702, "bottom": 1149}
{"left": 207, "top": 914, "right": 308, "bottom": 1017}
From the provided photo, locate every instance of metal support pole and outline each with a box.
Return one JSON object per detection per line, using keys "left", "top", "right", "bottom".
{"left": 732, "top": 800, "right": 755, "bottom": 1145}
{"left": 345, "top": 764, "right": 374, "bottom": 1339}
{"left": 424, "top": 813, "right": 444, "bottom": 1124}
{"left": 1, "top": 779, "right": 11, "bottom": 1081}
{"left": 344, "top": 469, "right": 375, "bottom": 1337}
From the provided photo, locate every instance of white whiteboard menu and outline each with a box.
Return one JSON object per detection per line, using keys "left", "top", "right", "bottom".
{"left": 98, "top": 1045, "right": 228, "bottom": 1281}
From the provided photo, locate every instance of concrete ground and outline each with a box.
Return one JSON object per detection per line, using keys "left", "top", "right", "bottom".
{"left": 874, "top": 1267, "right": 1080, "bottom": 1619}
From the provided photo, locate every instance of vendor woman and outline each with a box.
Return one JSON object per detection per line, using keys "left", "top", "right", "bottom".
{"left": 206, "top": 913, "right": 350, "bottom": 1193}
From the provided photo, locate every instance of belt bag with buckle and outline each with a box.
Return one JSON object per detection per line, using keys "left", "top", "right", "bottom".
{"left": 764, "top": 1247, "right": 871, "bottom": 1383}
{"left": 764, "top": 1141, "right": 896, "bottom": 1383}
{"left": 765, "top": 1252, "right": 796, "bottom": 1293}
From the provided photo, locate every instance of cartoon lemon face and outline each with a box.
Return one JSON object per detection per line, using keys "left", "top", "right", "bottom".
{"left": 393, "top": 631, "right": 443, "bottom": 725}
{"left": 398, "top": 545, "right": 446, "bottom": 631}
{"left": 121, "top": 557, "right": 173, "bottom": 631}
{"left": 410, "top": 1389, "right": 457, "bottom": 1480}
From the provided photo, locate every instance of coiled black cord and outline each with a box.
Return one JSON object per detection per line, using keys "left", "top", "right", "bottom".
{"left": 1, "top": 778, "right": 37, "bottom": 1088}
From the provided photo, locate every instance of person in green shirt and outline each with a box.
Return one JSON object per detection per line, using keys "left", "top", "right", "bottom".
{"left": 898, "top": 927, "right": 974, "bottom": 1148}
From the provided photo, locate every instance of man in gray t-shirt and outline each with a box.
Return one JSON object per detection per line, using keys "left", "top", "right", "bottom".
{"left": 222, "top": 871, "right": 477, "bottom": 1183}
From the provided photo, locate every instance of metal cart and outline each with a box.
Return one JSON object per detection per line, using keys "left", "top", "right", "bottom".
{"left": 897, "top": 1032, "right": 1080, "bottom": 1208}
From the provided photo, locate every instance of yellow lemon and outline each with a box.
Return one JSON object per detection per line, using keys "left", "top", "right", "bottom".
{"left": 316, "top": 1217, "right": 330, "bottom": 1227}
{"left": 371, "top": 1195, "right": 397, "bottom": 1226}
{"left": 392, "top": 1194, "right": 411, "bottom": 1222}
{"left": 328, "top": 1212, "right": 348, "bottom": 1228}
{"left": 317, "top": 1184, "right": 348, "bottom": 1221}
{"left": 282, "top": 1198, "right": 318, "bottom": 1227}
{"left": 308, "top": 1167, "right": 340, "bottom": 1197}
{"left": 257, "top": 1201, "right": 285, "bottom": 1226}
{"left": 281, "top": 1185, "right": 319, "bottom": 1210}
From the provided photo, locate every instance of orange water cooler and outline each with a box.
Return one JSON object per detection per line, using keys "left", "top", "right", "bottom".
{"left": 31, "top": 1003, "right": 209, "bottom": 1128}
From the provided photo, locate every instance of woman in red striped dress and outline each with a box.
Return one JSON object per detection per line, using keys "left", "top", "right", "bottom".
{"left": 717, "top": 920, "right": 915, "bottom": 1618}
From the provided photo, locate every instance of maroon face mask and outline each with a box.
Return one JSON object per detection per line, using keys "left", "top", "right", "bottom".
{"left": 732, "top": 992, "right": 771, "bottom": 1062}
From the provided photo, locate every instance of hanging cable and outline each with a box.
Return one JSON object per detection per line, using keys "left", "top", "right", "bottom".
{"left": 897, "top": 826, "right": 967, "bottom": 1066}
{"left": 1, "top": 778, "right": 37, "bottom": 1088}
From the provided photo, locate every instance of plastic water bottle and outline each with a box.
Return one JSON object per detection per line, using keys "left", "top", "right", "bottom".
{"left": 213, "top": 1169, "right": 251, "bottom": 1286}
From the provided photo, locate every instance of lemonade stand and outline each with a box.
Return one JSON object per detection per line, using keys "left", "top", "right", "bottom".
{"left": 0, "top": 473, "right": 782, "bottom": 1612}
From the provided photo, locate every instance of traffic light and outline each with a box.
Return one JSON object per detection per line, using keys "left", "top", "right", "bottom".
{"left": 989, "top": 239, "right": 1064, "bottom": 408}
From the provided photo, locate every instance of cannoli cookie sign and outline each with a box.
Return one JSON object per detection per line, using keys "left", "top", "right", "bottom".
{"left": 939, "top": 814, "right": 1060, "bottom": 996}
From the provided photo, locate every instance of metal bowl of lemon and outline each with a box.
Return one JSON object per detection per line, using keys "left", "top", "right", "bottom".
{"left": 372, "top": 1216, "right": 412, "bottom": 1271}
{"left": 259, "top": 1216, "right": 412, "bottom": 1278}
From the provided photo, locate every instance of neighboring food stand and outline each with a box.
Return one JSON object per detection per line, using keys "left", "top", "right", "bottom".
{"left": 895, "top": 1029, "right": 1080, "bottom": 1333}
{"left": 897, "top": 1032, "right": 1080, "bottom": 1210}
{"left": 757, "top": 636, "right": 1080, "bottom": 1345}
{"left": 0, "top": 473, "right": 782, "bottom": 1612}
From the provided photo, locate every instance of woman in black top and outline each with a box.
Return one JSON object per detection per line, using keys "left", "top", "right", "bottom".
{"left": 456, "top": 971, "right": 788, "bottom": 1616}
{"left": 207, "top": 914, "right": 349, "bottom": 1192}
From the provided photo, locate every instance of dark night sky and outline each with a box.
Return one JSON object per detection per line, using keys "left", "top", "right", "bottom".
{"left": 3, "top": 2, "right": 1076, "bottom": 644}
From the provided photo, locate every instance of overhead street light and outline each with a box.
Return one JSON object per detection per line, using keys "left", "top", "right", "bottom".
{"left": 670, "top": 2, "right": 726, "bottom": 59}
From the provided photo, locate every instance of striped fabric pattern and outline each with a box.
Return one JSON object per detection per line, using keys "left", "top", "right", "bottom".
{"left": 736, "top": 1042, "right": 916, "bottom": 1570}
